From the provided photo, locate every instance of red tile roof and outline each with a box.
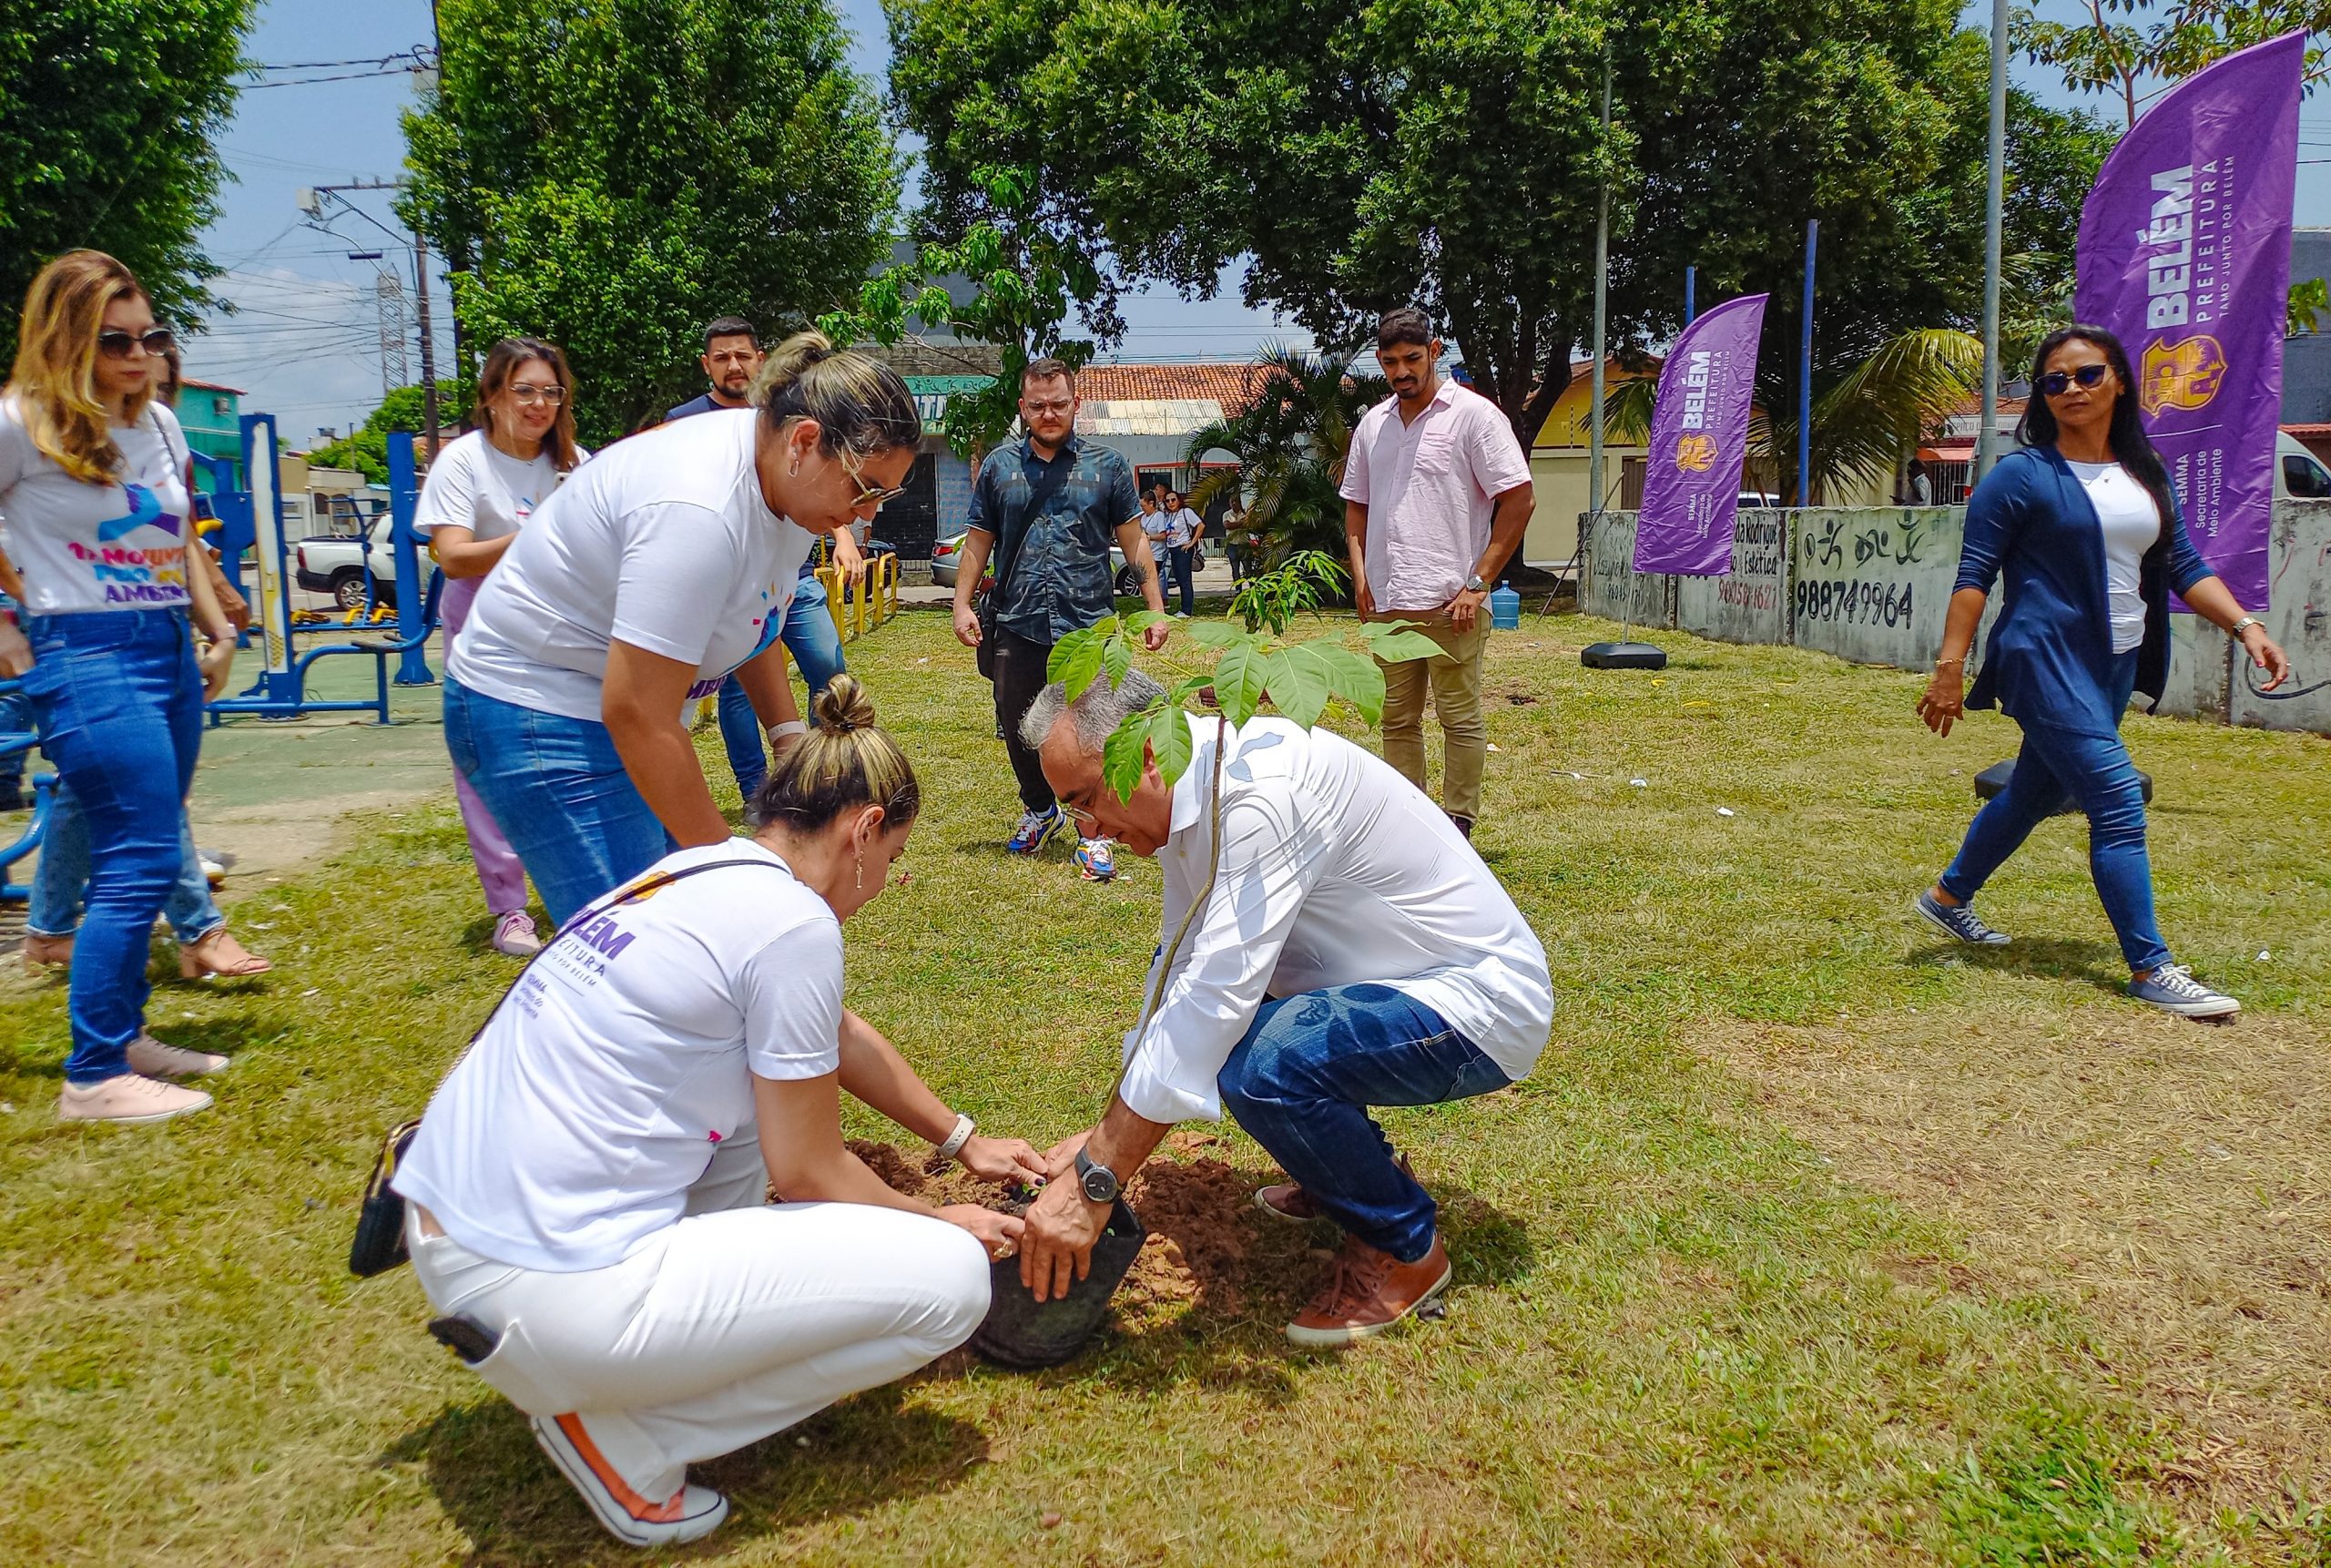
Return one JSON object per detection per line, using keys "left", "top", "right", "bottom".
{"left": 1075, "top": 362, "right": 1275, "bottom": 412}
{"left": 180, "top": 377, "right": 245, "bottom": 396}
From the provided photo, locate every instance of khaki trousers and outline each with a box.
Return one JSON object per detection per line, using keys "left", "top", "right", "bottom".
{"left": 1376, "top": 616, "right": 1490, "bottom": 822}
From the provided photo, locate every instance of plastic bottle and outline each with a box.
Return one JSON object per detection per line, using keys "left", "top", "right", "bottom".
{"left": 1490, "top": 579, "right": 1522, "bottom": 630}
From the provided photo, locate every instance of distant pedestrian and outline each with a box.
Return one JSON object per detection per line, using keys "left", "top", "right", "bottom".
{"left": 1138, "top": 493, "right": 1170, "bottom": 580}
{"left": 445, "top": 331, "right": 918, "bottom": 923}
{"left": 414, "top": 336, "right": 588, "bottom": 956}
{"left": 667, "top": 316, "right": 862, "bottom": 814}
{"left": 949, "top": 357, "right": 1167, "bottom": 882}
{"left": 1339, "top": 308, "right": 1535, "bottom": 840}
{"left": 1916, "top": 324, "right": 2288, "bottom": 1020}
{"left": 1159, "top": 488, "right": 1203, "bottom": 616}
{"left": 0, "top": 250, "right": 245, "bottom": 1124}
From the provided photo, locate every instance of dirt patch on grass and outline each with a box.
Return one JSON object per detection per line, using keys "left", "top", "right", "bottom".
{"left": 1701, "top": 1003, "right": 2331, "bottom": 1513}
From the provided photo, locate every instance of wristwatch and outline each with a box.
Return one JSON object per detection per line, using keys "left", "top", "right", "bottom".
{"left": 1074, "top": 1147, "right": 1121, "bottom": 1206}
{"left": 2230, "top": 615, "right": 2265, "bottom": 638}
{"left": 1463, "top": 573, "right": 1489, "bottom": 595}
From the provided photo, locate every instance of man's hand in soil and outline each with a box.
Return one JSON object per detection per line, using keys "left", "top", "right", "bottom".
{"left": 1021, "top": 1097, "right": 1172, "bottom": 1301}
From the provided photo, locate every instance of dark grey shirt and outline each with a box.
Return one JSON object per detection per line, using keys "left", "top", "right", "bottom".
{"left": 967, "top": 433, "right": 1138, "bottom": 644}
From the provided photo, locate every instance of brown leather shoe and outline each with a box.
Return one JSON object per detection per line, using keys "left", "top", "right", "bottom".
{"left": 1254, "top": 1152, "right": 1413, "bottom": 1225}
{"left": 23, "top": 932, "right": 73, "bottom": 973}
{"left": 1285, "top": 1233, "right": 1452, "bottom": 1347}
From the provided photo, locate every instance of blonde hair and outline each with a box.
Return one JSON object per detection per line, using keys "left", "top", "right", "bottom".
{"left": 7, "top": 249, "right": 153, "bottom": 483}
{"left": 751, "top": 331, "right": 921, "bottom": 458}
{"left": 755, "top": 674, "right": 921, "bottom": 832}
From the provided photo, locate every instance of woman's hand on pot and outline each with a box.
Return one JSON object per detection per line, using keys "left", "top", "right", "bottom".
{"left": 0, "top": 621, "right": 31, "bottom": 679}
{"left": 1018, "top": 1177, "right": 1106, "bottom": 1303}
{"left": 1917, "top": 670, "right": 1964, "bottom": 737}
{"left": 2241, "top": 624, "right": 2291, "bottom": 690}
{"left": 957, "top": 1134, "right": 1047, "bottom": 1186}
{"left": 937, "top": 1204, "right": 1024, "bottom": 1261}
{"left": 1041, "top": 1127, "right": 1093, "bottom": 1181}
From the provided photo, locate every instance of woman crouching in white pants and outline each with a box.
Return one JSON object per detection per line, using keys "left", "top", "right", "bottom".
{"left": 392, "top": 674, "right": 1042, "bottom": 1548}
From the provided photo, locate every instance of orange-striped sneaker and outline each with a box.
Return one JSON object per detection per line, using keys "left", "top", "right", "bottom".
{"left": 529, "top": 1412, "right": 729, "bottom": 1547}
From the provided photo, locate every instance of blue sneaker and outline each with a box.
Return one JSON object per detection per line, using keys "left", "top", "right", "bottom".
{"left": 2126, "top": 962, "right": 2240, "bottom": 1019}
{"left": 1914, "top": 889, "right": 2010, "bottom": 946}
{"left": 1074, "top": 837, "right": 1118, "bottom": 881}
{"left": 1007, "top": 806, "right": 1063, "bottom": 857}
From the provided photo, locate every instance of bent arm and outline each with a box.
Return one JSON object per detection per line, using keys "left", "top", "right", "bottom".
{"left": 601, "top": 638, "right": 730, "bottom": 847}
{"left": 753, "top": 1072, "right": 942, "bottom": 1212}
{"left": 1477, "top": 481, "right": 1534, "bottom": 584}
{"left": 732, "top": 636, "right": 801, "bottom": 729}
{"left": 427, "top": 524, "right": 518, "bottom": 580}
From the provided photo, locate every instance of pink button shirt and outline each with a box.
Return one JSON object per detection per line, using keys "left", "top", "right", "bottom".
{"left": 1340, "top": 380, "right": 1532, "bottom": 612}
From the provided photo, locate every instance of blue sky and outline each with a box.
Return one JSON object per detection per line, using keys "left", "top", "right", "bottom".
{"left": 187, "top": 1, "right": 2329, "bottom": 438}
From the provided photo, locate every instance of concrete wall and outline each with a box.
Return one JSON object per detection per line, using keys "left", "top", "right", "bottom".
{"left": 1675, "top": 509, "right": 1789, "bottom": 646}
{"left": 2228, "top": 498, "right": 2331, "bottom": 732}
{"left": 1580, "top": 510, "right": 1673, "bottom": 628}
{"left": 1789, "top": 506, "right": 1963, "bottom": 670}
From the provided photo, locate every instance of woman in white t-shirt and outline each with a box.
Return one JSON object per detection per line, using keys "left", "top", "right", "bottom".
{"left": 443, "top": 331, "right": 921, "bottom": 924}
{"left": 414, "top": 338, "right": 587, "bottom": 956}
{"left": 396, "top": 677, "right": 1040, "bottom": 1549}
{"left": 0, "top": 250, "right": 243, "bottom": 1125}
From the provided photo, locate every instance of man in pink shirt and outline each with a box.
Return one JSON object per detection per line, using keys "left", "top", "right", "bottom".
{"left": 1340, "top": 309, "right": 1535, "bottom": 837}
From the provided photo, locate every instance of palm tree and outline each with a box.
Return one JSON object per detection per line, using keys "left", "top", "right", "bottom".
{"left": 1606, "top": 326, "right": 1983, "bottom": 503}
{"left": 1180, "top": 346, "right": 1389, "bottom": 570}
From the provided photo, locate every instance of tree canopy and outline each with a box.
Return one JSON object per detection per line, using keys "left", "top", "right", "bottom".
{"left": 402, "top": 0, "right": 899, "bottom": 444}
{"left": 304, "top": 383, "right": 471, "bottom": 484}
{"left": 0, "top": 0, "right": 252, "bottom": 368}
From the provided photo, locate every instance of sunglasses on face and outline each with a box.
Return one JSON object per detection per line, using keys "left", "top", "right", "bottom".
{"left": 507, "top": 382, "right": 566, "bottom": 406}
{"left": 2038, "top": 363, "right": 2111, "bottom": 398}
{"left": 838, "top": 447, "right": 907, "bottom": 510}
{"left": 97, "top": 328, "right": 176, "bottom": 360}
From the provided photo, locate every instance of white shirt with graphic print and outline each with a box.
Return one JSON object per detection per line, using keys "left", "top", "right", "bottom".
{"left": 0, "top": 395, "right": 192, "bottom": 614}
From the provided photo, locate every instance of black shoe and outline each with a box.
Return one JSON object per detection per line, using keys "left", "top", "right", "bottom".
{"left": 1448, "top": 813, "right": 1474, "bottom": 840}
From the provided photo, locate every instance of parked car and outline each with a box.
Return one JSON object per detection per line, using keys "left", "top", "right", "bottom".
{"left": 930, "top": 530, "right": 1137, "bottom": 594}
{"left": 294, "top": 515, "right": 400, "bottom": 609}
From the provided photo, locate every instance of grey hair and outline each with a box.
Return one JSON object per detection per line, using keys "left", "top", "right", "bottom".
{"left": 1019, "top": 667, "right": 1168, "bottom": 756}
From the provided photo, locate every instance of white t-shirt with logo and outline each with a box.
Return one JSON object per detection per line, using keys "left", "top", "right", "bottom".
{"left": 0, "top": 395, "right": 192, "bottom": 613}
{"left": 392, "top": 839, "right": 843, "bottom": 1273}
{"left": 2067, "top": 460, "right": 2161, "bottom": 655}
{"left": 448, "top": 409, "right": 812, "bottom": 719}
{"left": 412, "top": 429, "right": 576, "bottom": 544}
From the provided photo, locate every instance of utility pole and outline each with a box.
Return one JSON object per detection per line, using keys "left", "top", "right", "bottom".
{"left": 373, "top": 270, "right": 409, "bottom": 393}
{"left": 412, "top": 229, "right": 440, "bottom": 460}
{"left": 1976, "top": 0, "right": 2010, "bottom": 484}
{"left": 299, "top": 178, "right": 443, "bottom": 449}
{"left": 1587, "top": 51, "right": 1613, "bottom": 521}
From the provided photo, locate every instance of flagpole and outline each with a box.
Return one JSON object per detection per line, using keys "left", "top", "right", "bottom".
{"left": 1797, "top": 219, "right": 1818, "bottom": 506}
{"left": 1976, "top": 0, "right": 2008, "bottom": 484}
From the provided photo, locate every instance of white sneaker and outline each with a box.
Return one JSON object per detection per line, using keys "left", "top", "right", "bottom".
{"left": 530, "top": 1413, "right": 729, "bottom": 1547}
{"left": 57, "top": 1073, "right": 213, "bottom": 1125}
{"left": 126, "top": 1033, "right": 229, "bottom": 1078}
{"left": 492, "top": 911, "right": 544, "bottom": 957}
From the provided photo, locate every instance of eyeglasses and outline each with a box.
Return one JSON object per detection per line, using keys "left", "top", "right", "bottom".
{"left": 838, "top": 447, "right": 907, "bottom": 510}
{"left": 1023, "top": 399, "right": 1075, "bottom": 417}
{"left": 97, "top": 328, "right": 176, "bottom": 360}
{"left": 2038, "top": 363, "right": 2111, "bottom": 398}
{"left": 508, "top": 383, "right": 566, "bottom": 406}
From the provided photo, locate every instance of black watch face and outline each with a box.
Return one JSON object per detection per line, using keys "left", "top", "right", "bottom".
{"left": 1082, "top": 1166, "right": 1116, "bottom": 1203}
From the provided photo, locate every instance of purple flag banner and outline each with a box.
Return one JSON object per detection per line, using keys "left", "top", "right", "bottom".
{"left": 1635, "top": 292, "right": 1768, "bottom": 576}
{"left": 2073, "top": 32, "right": 2301, "bottom": 610}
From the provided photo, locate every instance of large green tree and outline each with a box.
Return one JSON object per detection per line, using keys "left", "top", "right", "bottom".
{"left": 401, "top": 0, "right": 899, "bottom": 444}
{"left": 0, "top": 0, "right": 252, "bottom": 367}
{"left": 886, "top": 0, "right": 2109, "bottom": 456}
{"left": 304, "top": 382, "right": 472, "bottom": 484}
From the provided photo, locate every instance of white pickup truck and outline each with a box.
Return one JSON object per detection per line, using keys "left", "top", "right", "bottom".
{"left": 292, "top": 515, "right": 402, "bottom": 609}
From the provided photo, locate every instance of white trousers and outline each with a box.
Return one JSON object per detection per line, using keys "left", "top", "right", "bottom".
{"left": 406, "top": 1139, "right": 991, "bottom": 1502}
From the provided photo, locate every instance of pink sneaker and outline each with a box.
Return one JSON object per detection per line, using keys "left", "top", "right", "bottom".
{"left": 126, "top": 1033, "right": 229, "bottom": 1078}
{"left": 57, "top": 1073, "right": 213, "bottom": 1125}
{"left": 492, "top": 911, "right": 545, "bottom": 957}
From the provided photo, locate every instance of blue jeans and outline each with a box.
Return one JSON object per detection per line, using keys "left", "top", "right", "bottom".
{"left": 443, "top": 677, "right": 668, "bottom": 926}
{"left": 1167, "top": 546, "right": 1196, "bottom": 616}
{"left": 20, "top": 610, "right": 203, "bottom": 1083}
{"left": 717, "top": 584, "right": 848, "bottom": 803}
{"left": 1939, "top": 650, "right": 2169, "bottom": 972}
{"left": 0, "top": 686, "right": 30, "bottom": 793}
{"left": 1217, "top": 983, "right": 1511, "bottom": 1262}
{"left": 27, "top": 779, "right": 223, "bottom": 945}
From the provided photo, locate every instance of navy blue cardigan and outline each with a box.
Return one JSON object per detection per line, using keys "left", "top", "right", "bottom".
{"left": 1955, "top": 444, "right": 2215, "bottom": 734}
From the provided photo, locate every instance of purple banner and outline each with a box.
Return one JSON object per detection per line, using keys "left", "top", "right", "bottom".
{"left": 2073, "top": 32, "right": 2301, "bottom": 610}
{"left": 1635, "top": 292, "right": 1768, "bottom": 576}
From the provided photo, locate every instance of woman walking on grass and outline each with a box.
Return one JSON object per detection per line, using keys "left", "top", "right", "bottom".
{"left": 413, "top": 336, "right": 587, "bottom": 956}
{"left": 1916, "top": 324, "right": 2289, "bottom": 1018}
{"left": 442, "top": 331, "right": 918, "bottom": 923}
{"left": 0, "top": 251, "right": 244, "bottom": 1124}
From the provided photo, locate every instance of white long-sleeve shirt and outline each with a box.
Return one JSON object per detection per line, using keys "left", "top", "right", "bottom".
{"left": 1118, "top": 716, "right": 1553, "bottom": 1123}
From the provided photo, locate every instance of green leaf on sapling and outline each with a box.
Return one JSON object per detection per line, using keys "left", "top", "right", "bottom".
{"left": 1049, "top": 626, "right": 1110, "bottom": 700}
{"left": 1148, "top": 700, "right": 1196, "bottom": 786}
{"left": 1265, "top": 646, "right": 1331, "bottom": 729}
{"left": 1178, "top": 618, "right": 1246, "bottom": 648}
{"left": 1102, "top": 709, "right": 1154, "bottom": 802}
{"left": 1121, "top": 609, "right": 1168, "bottom": 636}
{"left": 1102, "top": 633, "right": 1134, "bottom": 688}
{"left": 1301, "top": 639, "right": 1385, "bottom": 726}
{"left": 1212, "top": 639, "right": 1267, "bottom": 727}
{"left": 1363, "top": 624, "right": 1444, "bottom": 665}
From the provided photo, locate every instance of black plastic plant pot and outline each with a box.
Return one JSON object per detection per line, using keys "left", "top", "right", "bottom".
{"left": 969, "top": 1198, "right": 1146, "bottom": 1369}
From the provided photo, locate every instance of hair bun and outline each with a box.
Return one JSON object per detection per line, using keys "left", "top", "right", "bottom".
{"left": 812, "top": 672, "right": 876, "bottom": 735}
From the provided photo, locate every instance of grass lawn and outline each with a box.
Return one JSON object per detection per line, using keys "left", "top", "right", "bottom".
{"left": 3, "top": 608, "right": 2326, "bottom": 1566}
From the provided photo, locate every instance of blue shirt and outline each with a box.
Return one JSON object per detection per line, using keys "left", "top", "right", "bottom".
{"left": 966, "top": 433, "right": 1138, "bottom": 644}
{"left": 1958, "top": 444, "right": 2214, "bottom": 735}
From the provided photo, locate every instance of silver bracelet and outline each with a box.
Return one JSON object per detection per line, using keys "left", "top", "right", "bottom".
{"left": 934, "top": 1113, "right": 975, "bottom": 1164}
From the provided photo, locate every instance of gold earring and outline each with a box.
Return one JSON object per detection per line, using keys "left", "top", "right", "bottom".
{"left": 855, "top": 852, "right": 864, "bottom": 891}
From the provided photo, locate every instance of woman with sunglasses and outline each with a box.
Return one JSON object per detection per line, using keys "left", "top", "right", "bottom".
{"left": 414, "top": 337, "right": 587, "bottom": 956}
{"left": 445, "top": 331, "right": 919, "bottom": 923}
{"left": 1916, "top": 325, "right": 2290, "bottom": 1018}
{"left": 0, "top": 250, "right": 243, "bottom": 1123}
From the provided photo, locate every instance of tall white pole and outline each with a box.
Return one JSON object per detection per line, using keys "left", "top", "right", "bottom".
{"left": 1976, "top": 0, "right": 2009, "bottom": 484}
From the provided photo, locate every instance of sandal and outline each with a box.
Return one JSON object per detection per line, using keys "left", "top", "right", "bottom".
{"left": 22, "top": 932, "right": 73, "bottom": 973}
{"left": 179, "top": 928, "right": 273, "bottom": 979}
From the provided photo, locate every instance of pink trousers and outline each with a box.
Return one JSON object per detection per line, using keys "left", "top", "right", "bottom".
{"left": 439, "top": 574, "right": 531, "bottom": 919}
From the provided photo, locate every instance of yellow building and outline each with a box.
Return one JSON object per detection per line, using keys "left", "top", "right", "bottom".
{"left": 1522, "top": 360, "right": 1656, "bottom": 570}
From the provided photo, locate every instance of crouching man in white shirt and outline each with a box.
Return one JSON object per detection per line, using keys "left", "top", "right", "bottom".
{"left": 1014, "top": 669, "right": 1554, "bottom": 1345}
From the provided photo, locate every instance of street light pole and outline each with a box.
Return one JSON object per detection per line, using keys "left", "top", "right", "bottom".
{"left": 412, "top": 229, "right": 440, "bottom": 461}
{"left": 1588, "top": 51, "right": 1613, "bottom": 523}
{"left": 1976, "top": 0, "right": 2010, "bottom": 485}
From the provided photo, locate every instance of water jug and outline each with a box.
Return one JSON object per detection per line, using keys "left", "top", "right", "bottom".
{"left": 1490, "top": 580, "right": 1522, "bottom": 630}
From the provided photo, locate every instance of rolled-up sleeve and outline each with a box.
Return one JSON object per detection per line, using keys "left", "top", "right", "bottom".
{"left": 1954, "top": 457, "right": 2021, "bottom": 595}
{"left": 1339, "top": 413, "right": 1373, "bottom": 505}
{"left": 1115, "top": 789, "right": 1329, "bottom": 1123}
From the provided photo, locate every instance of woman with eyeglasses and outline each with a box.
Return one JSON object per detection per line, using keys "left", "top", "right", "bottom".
{"left": 445, "top": 331, "right": 919, "bottom": 923}
{"left": 0, "top": 250, "right": 244, "bottom": 1123}
{"left": 414, "top": 337, "right": 588, "bottom": 956}
{"left": 1916, "top": 325, "right": 2290, "bottom": 1018}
